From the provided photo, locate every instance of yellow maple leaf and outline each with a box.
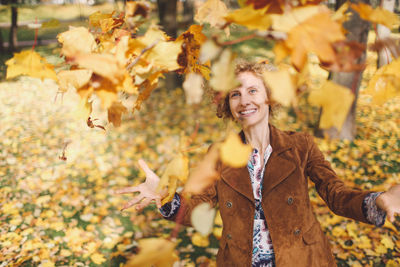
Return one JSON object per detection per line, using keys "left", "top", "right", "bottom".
{"left": 351, "top": 3, "right": 400, "bottom": 29}
{"left": 270, "top": 5, "right": 323, "bottom": 32}
{"left": 262, "top": 69, "right": 295, "bottom": 106}
{"left": 57, "top": 26, "right": 97, "bottom": 58}
{"left": 210, "top": 49, "right": 240, "bottom": 92}
{"left": 90, "top": 253, "right": 106, "bottom": 265}
{"left": 308, "top": 81, "right": 354, "bottom": 130}
{"left": 273, "top": 41, "right": 291, "bottom": 64}
{"left": 191, "top": 232, "right": 210, "bottom": 247}
{"left": 383, "top": 219, "right": 399, "bottom": 235}
{"left": 107, "top": 101, "right": 128, "bottom": 127}
{"left": 57, "top": 69, "right": 93, "bottom": 92}
{"left": 125, "top": 238, "right": 177, "bottom": 267}
{"left": 220, "top": 132, "right": 252, "bottom": 168}
{"left": 225, "top": 5, "right": 271, "bottom": 31}
{"left": 74, "top": 53, "right": 125, "bottom": 84}
{"left": 365, "top": 58, "right": 400, "bottom": 105}
{"left": 191, "top": 203, "right": 216, "bottom": 236}
{"left": 356, "top": 235, "right": 372, "bottom": 249}
{"left": 157, "top": 153, "right": 189, "bottom": 205}
{"left": 129, "top": 26, "right": 183, "bottom": 71}
{"left": 195, "top": 0, "right": 228, "bottom": 28}
{"left": 286, "top": 12, "right": 345, "bottom": 70}
{"left": 6, "top": 50, "right": 57, "bottom": 81}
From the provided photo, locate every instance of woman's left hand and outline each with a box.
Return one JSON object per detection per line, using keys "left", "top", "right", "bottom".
{"left": 376, "top": 184, "right": 400, "bottom": 222}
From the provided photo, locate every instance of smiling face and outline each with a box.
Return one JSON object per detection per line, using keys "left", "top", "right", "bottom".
{"left": 228, "top": 71, "right": 270, "bottom": 129}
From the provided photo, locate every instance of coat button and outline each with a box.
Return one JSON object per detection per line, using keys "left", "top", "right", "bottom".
{"left": 294, "top": 229, "right": 301, "bottom": 236}
{"left": 227, "top": 234, "right": 232, "bottom": 240}
{"left": 287, "top": 197, "right": 294, "bottom": 205}
{"left": 226, "top": 201, "right": 232, "bottom": 208}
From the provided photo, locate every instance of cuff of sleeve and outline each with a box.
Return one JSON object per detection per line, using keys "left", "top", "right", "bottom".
{"left": 362, "top": 192, "right": 386, "bottom": 227}
{"left": 159, "top": 193, "right": 181, "bottom": 219}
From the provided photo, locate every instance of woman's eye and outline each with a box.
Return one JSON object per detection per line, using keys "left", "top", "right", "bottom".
{"left": 249, "top": 89, "right": 257, "bottom": 94}
{"left": 230, "top": 92, "right": 239, "bottom": 98}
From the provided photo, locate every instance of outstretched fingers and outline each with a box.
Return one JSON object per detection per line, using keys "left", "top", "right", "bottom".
{"left": 115, "top": 186, "right": 140, "bottom": 195}
{"left": 138, "top": 159, "right": 156, "bottom": 177}
{"left": 121, "top": 195, "right": 143, "bottom": 211}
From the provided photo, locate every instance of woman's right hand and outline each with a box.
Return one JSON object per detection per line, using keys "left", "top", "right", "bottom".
{"left": 115, "top": 159, "right": 167, "bottom": 211}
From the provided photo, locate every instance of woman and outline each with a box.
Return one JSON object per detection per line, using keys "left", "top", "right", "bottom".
{"left": 117, "top": 61, "right": 400, "bottom": 267}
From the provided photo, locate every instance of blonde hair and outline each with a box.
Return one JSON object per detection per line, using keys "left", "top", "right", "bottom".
{"left": 216, "top": 60, "right": 278, "bottom": 120}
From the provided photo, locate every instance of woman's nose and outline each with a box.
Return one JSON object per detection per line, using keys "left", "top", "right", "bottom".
{"left": 239, "top": 94, "right": 250, "bottom": 106}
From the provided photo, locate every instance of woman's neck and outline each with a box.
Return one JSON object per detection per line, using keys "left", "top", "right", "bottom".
{"left": 243, "top": 120, "right": 270, "bottom": 154}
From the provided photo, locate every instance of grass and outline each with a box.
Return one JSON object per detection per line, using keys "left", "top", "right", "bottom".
{"left": 0, "top": 2, "right": 124, "bottom": 23}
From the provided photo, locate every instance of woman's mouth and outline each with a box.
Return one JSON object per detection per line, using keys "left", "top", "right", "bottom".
{"left": 239, "top": 108, "right": 257, "bottom": 116}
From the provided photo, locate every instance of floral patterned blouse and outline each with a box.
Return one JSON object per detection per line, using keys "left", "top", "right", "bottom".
{"left": 160, "top": 146, "right": 386, "bottom": 267}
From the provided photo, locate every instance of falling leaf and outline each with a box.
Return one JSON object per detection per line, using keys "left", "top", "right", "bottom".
{"left": 191, "top": 232, "right": 210, "bottom": 247}
{"left": 199, "top": 40, "right": 222, "bottom": 64}
{"left": 184, "top": 144, "right": 219, "bottom": 195}
{"left": 125, "top": 238, "right": 177, "bottom": 267}
{"left": 351, "top": 3, "right": 400, "bottom": 29}
{"left": 370, "top": 37, "right": 400, "bottom": 59}
{"left": 320, "top": 41, "right": 366, "bottom": 72}
{"left": 286, "top": 12, "right": 346, "bottom": 70}
{"left": 90, "top": 253, "right": 106, "bottom": 265}
{"left": 183, "top": 73, "right": 204, "bottom": 105}
{"left": 220, "top": 132, "right": 252, "bottom": 168}
{"left": 191, "top": 203, "right": 216, "bottom": 236}
{"left": 125, "top": 1, "right": 150, "bottom": 18}
{"left": 128, "top": 26, "right": 183, "bottom": 71}
{"left": 74, "top": 54, "right": 124, "bottom": 84}
{"left": 157, "top": 153, "right": 189, "bottom": 205}
{"left": 177, "top": 25, "right": 208, "bottom": 76}
{"left": 57, "top": 26, "right": 97, "bottom": 59}
{"left": 107, "top": 101, "right": 127, "bottom": 127}
{"left": 225, "top": 5, "right": 271, "bottom": 30}
{"left": 6, "top": 50, "right": 57, "bottom": 81}
{"left": 57, "top": 69, "right": 93, "bottom": 92}
{"left": 195, "top": 0, "right": 228, "bottom": 28}
{"left": 365, "top": 58, "right": 400, "bottom": 105}
{"left": 246, "top": 0, "right": 324, "bottom": 14}
{"left": 270, "top": 5, "right": 323, "bottom": 32}
{"left": 308, "top": 81, "right": 354, "bottom": 130}
{"left": 332, "top": 2, "right": 351, "bottom": 24}
{"left": 209, "top": 49, "right": 239, "bottom": 92}
{"left": 262, "top": 69, "right": 295, "bottom": 106}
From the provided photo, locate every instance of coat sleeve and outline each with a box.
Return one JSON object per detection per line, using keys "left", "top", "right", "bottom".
{"left": 304, "top": 133, "right": 372, "bottom": 224}
{"left": 160, "top": 183, "right": 218, "bottom": 226}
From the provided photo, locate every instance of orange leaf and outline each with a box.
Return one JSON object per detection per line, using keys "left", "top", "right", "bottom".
{"left": 107, "top": 101, "right": 127, "bottom": 127}
{"left": 286, "top": 12, "right": 345, "bottom": 70}
{"left": 351, "top": 3, "right": 400, "bottom": 29}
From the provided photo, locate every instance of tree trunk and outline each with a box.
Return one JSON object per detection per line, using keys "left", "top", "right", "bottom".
{"left": 321, "top": 0, "right": 370, "bottom": 140}
{"left": 182, "top": 0, "right": 194, "bottom": 28}
{"left": 377, "top": 0, "right": 396, "bottom": 67}
{"left": 157, "top": 0, "right": 180, "bottom": 91}
{"left": 8, "top": 5, "right": 18, "bottom": 52}
{"left": 0, "top": 28, "right": 4, "bottom": 53}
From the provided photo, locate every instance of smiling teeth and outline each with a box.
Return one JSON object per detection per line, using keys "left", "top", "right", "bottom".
{"left": 240, "top": 109, "right": 256, "bottom": 115}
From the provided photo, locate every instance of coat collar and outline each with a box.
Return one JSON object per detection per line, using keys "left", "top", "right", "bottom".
{"left": 221, "top": 124, "right": 296, "bottom": 202}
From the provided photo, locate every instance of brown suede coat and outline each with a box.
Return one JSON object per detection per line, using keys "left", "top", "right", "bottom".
{"left": 177, "top": 125, "right": 372, "bottom": 267}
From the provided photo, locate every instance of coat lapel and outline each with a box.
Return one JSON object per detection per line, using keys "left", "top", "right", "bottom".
{"left": 262, "top": 125, "right": 296, "bottom": 197}
{"left": 221, "top": 166, "right": 254, "bottom": 203}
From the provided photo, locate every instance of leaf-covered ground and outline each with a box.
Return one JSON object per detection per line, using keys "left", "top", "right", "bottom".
{"left": 1, "top": 73, "right": 399, "bottom": 266}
